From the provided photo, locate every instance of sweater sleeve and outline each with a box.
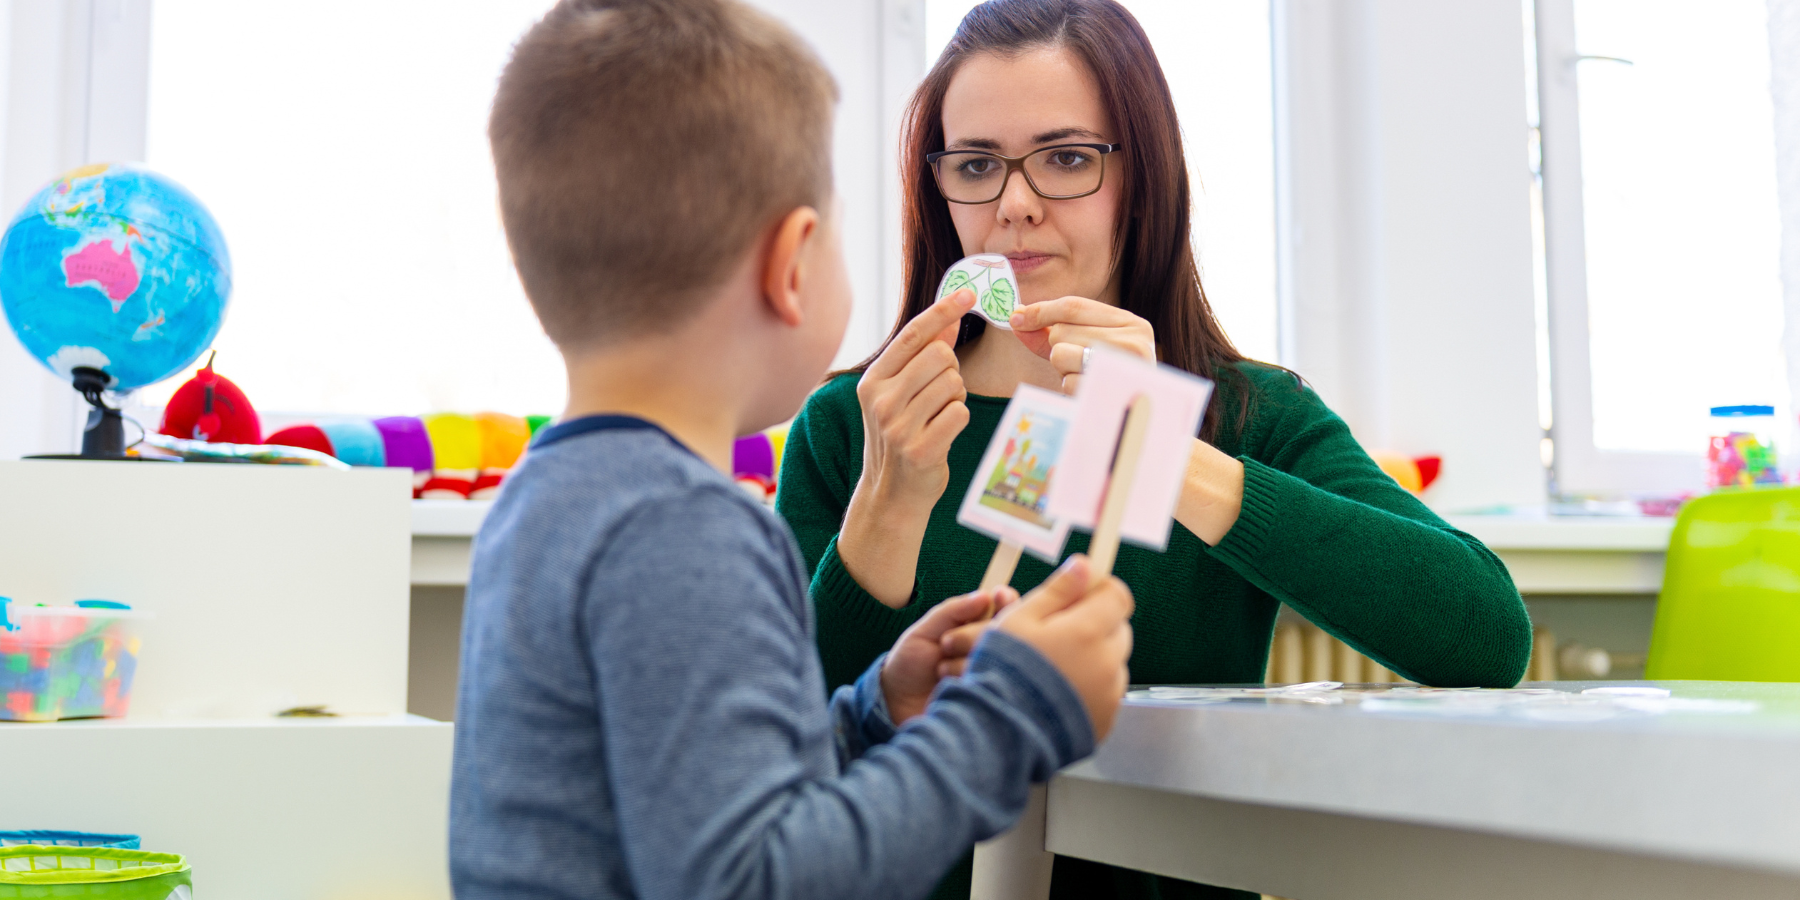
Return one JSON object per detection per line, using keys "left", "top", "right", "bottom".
{"left": 590, "top": 487, "right": 1094, "bottom": 900}
{"left": 1208, "top": 379, "right": 1532, "bottom": 687}
{"left": 777, "top": 377, "right": 926, "bottom": 689}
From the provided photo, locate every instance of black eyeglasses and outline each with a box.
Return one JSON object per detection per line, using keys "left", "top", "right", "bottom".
{"left": 926, "top": 143, "right": 1123, "bottom": 204}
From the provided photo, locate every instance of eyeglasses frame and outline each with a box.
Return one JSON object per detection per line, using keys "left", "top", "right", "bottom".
{"left": 925, "top": 142, "right": 1124, "bottom": 204}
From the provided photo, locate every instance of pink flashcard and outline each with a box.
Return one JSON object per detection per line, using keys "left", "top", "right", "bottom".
{"left": 956, "top": 384, "right": 1077, "bottom": 561}
{"left": 1045, "top": 345, "right": 1213, "bottom": 551}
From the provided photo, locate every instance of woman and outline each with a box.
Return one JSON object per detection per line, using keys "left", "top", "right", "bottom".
{"left": 777, "top": 1, "right": 1531, "bottom": 897}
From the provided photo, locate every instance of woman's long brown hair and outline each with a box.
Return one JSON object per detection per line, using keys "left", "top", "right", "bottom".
{"left": 841, "top": 0, "right": 1262, "bottom": 443}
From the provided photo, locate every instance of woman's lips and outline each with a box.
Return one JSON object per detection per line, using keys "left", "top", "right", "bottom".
{"left": 1005, "top": 252, "right": 1053, "bottom": 275}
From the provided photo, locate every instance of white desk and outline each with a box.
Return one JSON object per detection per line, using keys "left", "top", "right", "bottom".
{"left": 977, "top": 681, "right": 1800, "bottom": 900}
{"left": 410, "top": 502, "right": 1676, "bottom": 594}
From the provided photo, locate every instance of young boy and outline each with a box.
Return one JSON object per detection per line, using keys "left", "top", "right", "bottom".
{"left": 450, "top": 2, "right": 1135, "bottom": 898}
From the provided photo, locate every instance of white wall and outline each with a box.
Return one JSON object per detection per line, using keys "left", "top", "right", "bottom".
{"left": 0, "top": 0, "right": 85, "bottom": 459}
{"left": 753, "top": 0, "right": 924, "bottom": 369}
{"left": 1275, "top": 0, "right": 1545, "bottom": 511}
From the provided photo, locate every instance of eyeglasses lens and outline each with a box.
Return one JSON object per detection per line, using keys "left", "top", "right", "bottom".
{"left": 934, "top": 146, "right": 1105, "bottom": 203}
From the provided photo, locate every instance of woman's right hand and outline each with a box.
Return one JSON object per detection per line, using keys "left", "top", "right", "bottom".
{"left": 838, "top": 288, "right": 977, "bottom": 607}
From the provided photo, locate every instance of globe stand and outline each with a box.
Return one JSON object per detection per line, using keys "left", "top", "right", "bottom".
{"left": 26, "top": 366, "right": 164, "bottom": 462}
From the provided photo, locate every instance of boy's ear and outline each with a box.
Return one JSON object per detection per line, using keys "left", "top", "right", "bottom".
{"left": 761, "top": 206, "right": 821, "bottom": 328}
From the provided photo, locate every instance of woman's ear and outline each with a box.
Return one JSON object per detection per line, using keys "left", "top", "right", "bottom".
{"left": 761, "top": 206, "right": 821, "bottom": 327}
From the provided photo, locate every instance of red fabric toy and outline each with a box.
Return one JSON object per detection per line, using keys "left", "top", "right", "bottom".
{"left": 158, "top": 353, "right": 261, "bottom": 444}
{"left": 264, "top": 424, "right": 335, "bottom": 458}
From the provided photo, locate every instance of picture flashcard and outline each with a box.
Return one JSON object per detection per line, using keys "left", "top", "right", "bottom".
{"left": 1046, "top": 345, "right": 1213, "bottom": 552}
{"left": 957, "top": 384, "right": 1077, "bottom": 561}
{"left": 937, "top": 253, "right": 1019, "bottom": 329}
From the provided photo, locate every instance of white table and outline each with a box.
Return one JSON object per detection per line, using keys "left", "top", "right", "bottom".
{"left": 409, "top": 501, "right": 1677, "bottom": 594}
{"left": 974, "top": 681, "right": 1800, "bottom": 900}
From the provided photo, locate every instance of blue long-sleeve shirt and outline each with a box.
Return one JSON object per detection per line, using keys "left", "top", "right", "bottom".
{"left": 449, "top": 415, "right": 1094, "bottom": 900}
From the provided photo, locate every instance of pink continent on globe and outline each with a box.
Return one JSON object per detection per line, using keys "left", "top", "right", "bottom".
{"left": 63, "top": 239, "right": 140, "bottom": 311}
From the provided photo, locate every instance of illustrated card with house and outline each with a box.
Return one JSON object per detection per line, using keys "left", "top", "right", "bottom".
{"left": 1046, "top": 344, "right": 1214, "bottom": 552}
{"left": 957, "top": 384, "right": 1077, "bottom": 561}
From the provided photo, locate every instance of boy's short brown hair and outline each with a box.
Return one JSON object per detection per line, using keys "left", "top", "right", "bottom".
{"left": 492, "top": 0, "right": 837, "bottom": 350}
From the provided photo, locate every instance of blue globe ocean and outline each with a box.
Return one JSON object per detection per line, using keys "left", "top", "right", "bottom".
{"left": 0, "top": 163, "right": 230, "bottom": 391}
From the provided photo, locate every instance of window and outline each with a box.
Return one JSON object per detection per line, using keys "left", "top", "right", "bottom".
{"left": 1536, "top": 0, "right": 1786, "bottom": 493}
{"left": 137, "top": 1, "right": 564, "bottom": 418}
{"left": 924, "top": 0, "right": 1278, "bottom": 363}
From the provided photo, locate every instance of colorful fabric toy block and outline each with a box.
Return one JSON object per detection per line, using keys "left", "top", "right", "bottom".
{"left": 733, "top": 433, "right": 776, "bottom": 480}
{"left": 421, "top": 413, "right": 482, "bottom": 499}
{"left": 374, "top": 416, "right": 435, "bottom": 496}
{"left": 265, "top": 423, "right": 335, "bottom": 458}
{"left": 472, "top": 412, "right": 531, "bottom": 499}
{"left": 318, "top": 419, "right": 386, "bottom": 468}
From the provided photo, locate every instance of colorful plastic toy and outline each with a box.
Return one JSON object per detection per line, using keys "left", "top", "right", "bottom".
{"left": 0, "top": 600, "right": 144, "bottom": 722}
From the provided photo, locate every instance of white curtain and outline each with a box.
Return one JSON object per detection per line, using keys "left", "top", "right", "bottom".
{"left": 1770, "top": 0, "right": 1800, "bottom": 459}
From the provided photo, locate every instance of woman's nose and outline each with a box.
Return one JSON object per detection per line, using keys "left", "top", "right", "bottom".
{"left": 994, "top": 169, "right": 1043, "bottom": 227}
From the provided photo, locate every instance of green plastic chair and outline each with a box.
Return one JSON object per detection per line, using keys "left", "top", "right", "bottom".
{"left": 1647, "top": 487, "right": 1800, "bottom": 680}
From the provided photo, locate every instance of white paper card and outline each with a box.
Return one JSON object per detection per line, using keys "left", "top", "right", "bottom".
{"left": 936, "top": 253, "right": 1019, "bottom": 329}
{"left": 1046, "top": 345, "right": 1213, "bottom": 552}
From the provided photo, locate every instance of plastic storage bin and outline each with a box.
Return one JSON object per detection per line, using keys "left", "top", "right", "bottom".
{"left": 0, "top": 832, "right": 139, "bottom": 849}
{"left": 0, "top": 601, "right": 146, "bottom": 722}
{"left": 0, "top": 847, "right": 189, "bottom": 900}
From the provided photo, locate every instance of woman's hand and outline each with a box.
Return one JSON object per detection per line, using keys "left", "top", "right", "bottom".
{"left": 1011, "top": 296, "right": 1244, "bottom": 543}
{"left": 839, "top": 289, "right": 977, "bottom": 608}
{"left": 1008, "top": 297, "right": 1156, "bottom": 395}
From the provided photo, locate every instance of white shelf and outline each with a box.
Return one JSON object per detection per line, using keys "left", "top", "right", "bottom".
{"left": 1444, "top": 513, "right": 1674, "bottom": 551}
{"left": 404, "top": 503, "right": 1676, "bottom": 594}
{"left": 4, "top": 715, "right": 452, "bottom": 900}
{"left": 412, "top": 498, "right": 494, "bottom": 537}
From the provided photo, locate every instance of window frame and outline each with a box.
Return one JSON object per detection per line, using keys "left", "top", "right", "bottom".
{"left": 1534, "top": 0, "right": 1712, "bottom": 495}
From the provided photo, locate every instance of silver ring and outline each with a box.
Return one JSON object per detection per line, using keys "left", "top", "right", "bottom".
{"left": 1081, "top": 346, "right": 1092, "bottom": 373}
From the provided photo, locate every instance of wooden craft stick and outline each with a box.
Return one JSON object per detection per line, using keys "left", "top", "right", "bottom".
{"left": 980, "top": 539, "right": 1024, "bottom": 592}
{"left": 1086, "top": 394, "right": 1152, "bottom": 582}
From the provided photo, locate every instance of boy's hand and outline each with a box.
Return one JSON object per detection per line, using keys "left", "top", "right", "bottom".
{"left": 880, "top": 586, "right": 1015, "bottom": 725}
{"left": 988, "top": 556, "right": 1135, "bottom": 741}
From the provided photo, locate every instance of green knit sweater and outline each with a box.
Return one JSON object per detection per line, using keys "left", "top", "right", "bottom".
{"left": 776, "top": 362, "right": 1531, "bottom": 900}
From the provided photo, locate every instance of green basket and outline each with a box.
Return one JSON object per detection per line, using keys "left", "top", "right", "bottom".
{"left": 0, "top": 846, "right": 191, "bottom": 899}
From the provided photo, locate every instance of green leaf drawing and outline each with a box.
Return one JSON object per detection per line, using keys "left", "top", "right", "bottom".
{"left": 982, "top": 277, "right": 1017, "bottom": 319}
{"left": 940, "top": 269, "right": 972, "bottom": 300}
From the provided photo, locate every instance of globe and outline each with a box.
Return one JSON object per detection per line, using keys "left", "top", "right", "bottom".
{"left": 0, "top": 163, "right": 230, "bottom": 392}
